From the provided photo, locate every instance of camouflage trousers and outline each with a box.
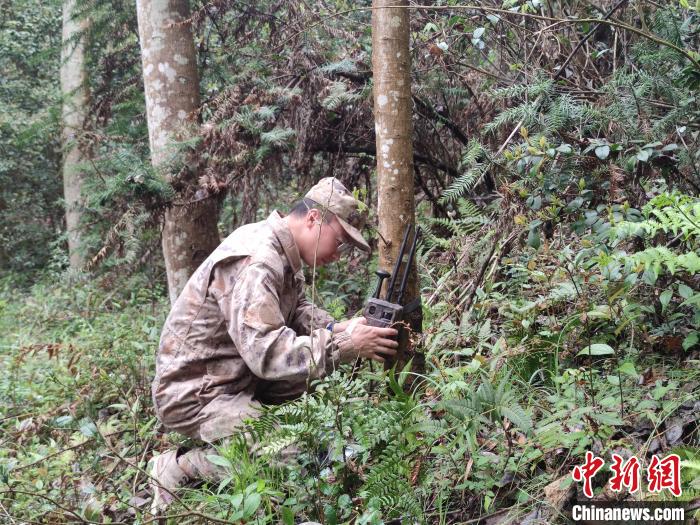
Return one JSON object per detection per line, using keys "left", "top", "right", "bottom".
{"left": 162, "top": 390, "right": 262, "bottom": 444}
{"left": 158, "top": 390, "right": 302, "bottom": 484}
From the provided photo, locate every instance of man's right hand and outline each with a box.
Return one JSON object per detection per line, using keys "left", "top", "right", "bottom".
{"left": 347, "top": 317, "right": 399, "bottom": 363}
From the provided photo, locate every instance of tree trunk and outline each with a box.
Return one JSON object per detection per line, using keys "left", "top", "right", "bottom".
{"left": 60, "top": 0, "right": 89, "bottom": 269}
{"left": 136, "top": 0, "right": 220, "bottom": 304}
{"left": 371, "top": 0, "right": 422, "bottom": 372}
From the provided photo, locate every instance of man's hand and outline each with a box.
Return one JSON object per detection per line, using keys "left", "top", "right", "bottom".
{"left": 332, "top": 318, "right": 353, "bottom": 333}
{"left": 346, "top": 317, "right": 399, "bottom": 363}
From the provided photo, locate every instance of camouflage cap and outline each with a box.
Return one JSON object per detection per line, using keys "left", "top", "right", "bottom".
{"left": 304, "top": 177, "right": 370, "bottom": 252}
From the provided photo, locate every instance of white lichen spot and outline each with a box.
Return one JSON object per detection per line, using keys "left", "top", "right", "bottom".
{"left": 173, "top": 268, "right": 189, "bottom": 287}
{"left": 381, "top": 143, "right": 390, "bottom": 154}
{"left": 144, "top": 63, "right": 154, "bottom": 76}
{"left": 158, "top": 62, "right": 177, "bottom": 83}
{"left": 396, "top": 52, "right": 401, "bottom": 58}
{"left": 177, "top": 110, "right": 187, "bottom": 120}
{"left": 390, "top": 16, "right": 401, "bottom": 28}
{"left": 151, "top": 103, "right": 171, "bottom": 124}
{"left": 173, "top": 53, "right": 189, "bottom": 65}
{"left": 377, "top": 94, "right": 388, "bottom": 107}
{"left": 386, "top": 138, "right": 394, "bottom": 145}
{"left": 383, "top": 161, "right": 391, "bottom": 168}
{"left": 393, "top": 169, "right": 399, "bottom": 174}
{"left": 152, "top": 79, "right": 163, "bottom": 91}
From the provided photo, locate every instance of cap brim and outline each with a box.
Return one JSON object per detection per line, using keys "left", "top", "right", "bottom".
{"left": 336, "top": 216, "right": 371, "bottom": 252}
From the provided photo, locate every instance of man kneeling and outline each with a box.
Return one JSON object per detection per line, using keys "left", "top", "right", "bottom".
{"left": 149, "top": 178, "right": 398, "bottom": 509}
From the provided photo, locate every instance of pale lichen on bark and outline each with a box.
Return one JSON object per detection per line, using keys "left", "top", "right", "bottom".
{"left": 371, "top": 0, "right": 421, "bottom": 368}
{"left": 137, "top": 0, "right": 220, "bottom": 303}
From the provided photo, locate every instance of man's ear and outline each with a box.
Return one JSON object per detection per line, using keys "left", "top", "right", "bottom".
{"left": 307, "top": 208, "right": 322, "bottom": 226}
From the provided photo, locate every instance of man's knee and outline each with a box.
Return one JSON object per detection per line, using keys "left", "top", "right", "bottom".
{"left": 196, "top": 391, "right": 262, "bottom": 443}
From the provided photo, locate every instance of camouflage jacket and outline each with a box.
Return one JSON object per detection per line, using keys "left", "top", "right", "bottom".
{"left": 152, "top": 211, "right": 355, "bottom": 428}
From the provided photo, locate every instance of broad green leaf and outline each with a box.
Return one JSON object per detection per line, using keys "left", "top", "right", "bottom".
{"left": 595, "top": 145, "right": 610, "bottom": 159}
{"left": 80, "top": 421, "right": 97, "bottom": 437}
{"left": 660, "top": 289, "right": 673, "bottom": 312}
{"left": 527, "top": 228, "right": 541, "bottom": 249}
{"left": 678, "top": 283, "right": 693, "bottom": 300}
{"left": 206, "top": 454, "right": 233, "bottom": 470}
{"left": 585, "top": 305, "right": 611, "bottom": 319}
{"left": 577, "top": 343, "right": 615, "bottom": 356}
{"left": 683, "top": 331, "right": 698, "bottom": 350}
{"left": 228, "top": 493, "right": 243, "bottom": 508}
{"left": 637, "top": 149, "right": 651, "bottom": 162}
{"left": 243, "top": 492, "right": 262, "bottom": 518}
{"left": 618, "top": 361, "right": 638, "bottom": 377}
{"left": 281, "top": 506, "right": 295, "bottom": 525}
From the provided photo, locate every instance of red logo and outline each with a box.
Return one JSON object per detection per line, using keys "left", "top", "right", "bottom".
{"left": 572, "top": 451, "right": 605, "bottom": 498}
{"left": 647, "top": 454, "right": 682, "bottom": 497}
{"left": 573, "top": 453, "right": 682, "bottom": 497}
{"left": 609, "top": 454, "right": 641, "bottom": 493}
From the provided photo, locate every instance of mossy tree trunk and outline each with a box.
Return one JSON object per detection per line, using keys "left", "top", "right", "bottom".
{"left": 60, "top": 0, "right": 89, "bottom": 269}
{"left": 136, "top": 0, "right": 220, "bottom": 304}
{"left": 371, "top": 0, "right": 422, "bottom": 372}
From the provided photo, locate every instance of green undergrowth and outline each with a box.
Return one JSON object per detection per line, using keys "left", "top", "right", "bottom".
{"left": 0, "top": 273, "right": 167, "bottom": 522}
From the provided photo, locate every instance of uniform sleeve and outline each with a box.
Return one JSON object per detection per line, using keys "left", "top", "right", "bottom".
{"left": 216, "top": 262, "right": 352, "bottom": 381}
{"left": 289, "top": 275, "right": 335, "bottom": 336}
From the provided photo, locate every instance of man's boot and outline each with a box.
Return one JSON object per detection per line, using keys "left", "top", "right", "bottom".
{"left": 149, "top": 447, "right": 228, "bottom": 513}
{"left": 149, "top": 449, "right": 190, "bottom": 513}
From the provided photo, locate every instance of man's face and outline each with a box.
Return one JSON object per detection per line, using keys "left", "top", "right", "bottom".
{"left": 300, "top": 209, "right": 352, "bottom": 267}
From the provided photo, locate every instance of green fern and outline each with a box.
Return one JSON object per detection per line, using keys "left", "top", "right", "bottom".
{"left": 608, "top": 192, "right": 700, "bottom": 276}
{"left": 259, "top": 127, "right": 296, "bottom": 148}
{"left": 441, "top": 140, "right": 488, "bottom": 203}
{"left": 319, "top": 59, "right": 359, "bottom": 76}
{"left": 491, "top": 78, "right": 553, "bottom": 101}
{"left": 320, "top": 81, "right": 364, "bottom": 111}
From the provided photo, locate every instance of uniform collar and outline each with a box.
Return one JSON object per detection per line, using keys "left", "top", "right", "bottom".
{"left": 267, "top": 210, "right": 301, "bottom": 274}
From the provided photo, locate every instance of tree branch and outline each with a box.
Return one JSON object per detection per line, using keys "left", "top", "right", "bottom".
{"left": 412, "top": 94, "right": 469, "bottom": 146}
{"left": 317, "top": 143, "right": 459, "bottom": 177}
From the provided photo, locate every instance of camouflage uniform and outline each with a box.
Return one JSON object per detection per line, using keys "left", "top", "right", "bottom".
{"left": 152, "top": 210, "right": 356, "bottom": 443}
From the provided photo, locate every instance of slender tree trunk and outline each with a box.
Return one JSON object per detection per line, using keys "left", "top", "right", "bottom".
{"left": 60, "top": 0, "right": 89, "bottom": 269}
{"left": 136, "top": 0, "right": 220, "bottom": 304}
{"left": 371, "top": 0, "right": 422, "bottom": 372}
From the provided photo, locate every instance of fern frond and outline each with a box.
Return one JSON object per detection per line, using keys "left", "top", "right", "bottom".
{"left": 259, "top": 127, "right": 296, "bottom": 148}
{"left": 321, "top": 81, "right": 364, "bottom": 111}
{"left": 319, "top": 59, "right": 359, "bottom": 76}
